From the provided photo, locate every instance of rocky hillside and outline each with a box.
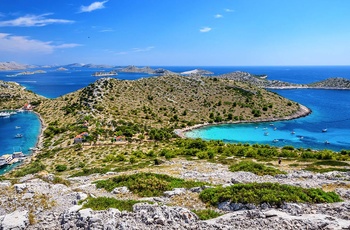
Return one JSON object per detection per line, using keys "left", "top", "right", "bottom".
{"left": 0, "top": 81, "right": 45, "bottom": 109}
{"left": 218, "top": 71, "right": 350, "bottom": 89}
{"left": 34, "top": 75, "right": 301, "bottom": 147}
{"left": 0, "top": 62, "right": 36, "bottom": 71}
{"left": 308, "top": 77, "right": 350, "bottom": 89}
{"left": 117, "top": 65, "right": 174, "bottom": 75}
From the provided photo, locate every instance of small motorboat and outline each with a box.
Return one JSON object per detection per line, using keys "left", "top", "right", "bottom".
{"left": 15, "top": 134, "right": 23, "bottom": 138}
{"left": 322, "top": 128, "right": 327, "bottom": 132}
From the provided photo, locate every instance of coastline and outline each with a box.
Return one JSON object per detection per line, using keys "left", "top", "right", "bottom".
{"left": 174, "top": 103, "right": 312, "bottom": 138}
{"left": 33, "top": 110, "right": 45, "bottom": 152}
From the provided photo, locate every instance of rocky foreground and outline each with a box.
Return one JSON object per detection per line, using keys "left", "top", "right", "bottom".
{"left": 1, "top": 160, "right": 350, "bottom": 229}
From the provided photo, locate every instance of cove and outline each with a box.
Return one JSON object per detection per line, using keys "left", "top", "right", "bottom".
{"left": 0, "top": 111, "right": 42, "bottom": 175}
{"left": 184, "top": 89, "right": 350, "bottom": 152}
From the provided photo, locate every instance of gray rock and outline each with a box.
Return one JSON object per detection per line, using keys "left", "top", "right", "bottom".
{"left": 76, "top": 192, "right": 88, "bottom": 200}
{"left": 1, "top": 210, "right": 29, "bottom": 230}
{"left": 163, "top": 188, "right": 186, "bottom": 197}
{"left": 189, "top": 186, "right": 203, "bottom": 193}
{"left": 14, "top": 183, "right": 27, "bottom": 193}
{"left": 218, "top": 201, "right": 232, "bottom": 211}
{"left": 111, "top": 186, "right": 130, "bottom": 194}
{"left": 22, "top": 192, "right": 34, "bottom": 200}
{"left": 0, "top": 181, "right": 11, "bottom": 188}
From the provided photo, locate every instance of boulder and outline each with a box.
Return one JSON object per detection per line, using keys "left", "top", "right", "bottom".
{"left": 14, "top": 184, "right": 27, "bottom": 193}
{"left": 111, "top": 186, "right": 130, "bottom": 194}
{"left": 163, "top": 188, "right": 186, "bottom": 197}
{"left": 1, "top": 210, "right": 29, "bottom": 230}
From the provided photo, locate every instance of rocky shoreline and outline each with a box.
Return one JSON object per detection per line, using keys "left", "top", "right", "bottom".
{"left": 175, "top": 103, "right": 312, "bottom": 138}
{"left": 1, "top": 160, "right": 350, "bottom": 229}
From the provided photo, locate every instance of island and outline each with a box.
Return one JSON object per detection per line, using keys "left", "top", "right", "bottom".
{"left": 6, "top": 70, "right": 47, "bottom": 77}
{"left": 91, "top": 70, "right": 118, "bottom": 77}
{"left": 0, "top": 70, "right": 350, "bottom": 229}
{"left": 181, "top": 68, "right": 214, "bottom": 75}
{"left": 118, "top": 65, "right": 174, "bottom": 75}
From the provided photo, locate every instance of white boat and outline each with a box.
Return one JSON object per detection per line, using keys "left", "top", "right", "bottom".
{"left": 15, "top": 126, "right": 21, "bottom": 129}
{"left": 264, "top": 132, "right": 269, "bottom": 136}
{"left": 0, "top": 112, "right": 10, "bottom": 117}
{"left": 324, "top": 140, "right": 330, "bottom": 144}
{"left": 15, "top": 134, "right": 23, "bottom": 138}
{"left": 273, "top": 139, "right": 279, "bottom": 143}
{"left": 322, "top": 128, "right": 327, "bottom": 132}
{"left": 291, "top": 131, "right": 295, "bottom": 134}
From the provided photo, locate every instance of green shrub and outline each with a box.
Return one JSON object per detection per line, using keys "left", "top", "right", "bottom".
{"left": 70, "top": 167, "right": 109, "bottom": 177}
{"left": 229, "top": 161, "right": 286, "bottom": 176}
{"left": 55, "top": 164, "right": 67, "bottom": 172}
{"left": 94, "top": 173, "right": 207, "bottom": 197}
{"left": 199, "top": 183, "right": 342, "bottom": 207}
{"left": 192, "top": 209, "right": 222, "bottom": 220}
{"left": 14, "top": 161, "right": 46, "bottom": 177}
{"left": 82, "top": 197, "right": 150, "bottom": 211}
{"left": 312, "top": 160, "right": 349, "bottom": 167}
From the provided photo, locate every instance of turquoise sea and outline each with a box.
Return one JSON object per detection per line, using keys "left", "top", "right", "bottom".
{"left": 0, "top": 66, "right": 349, "bottom": 173}
{"left": 0, "top": 111, "right": 41, "bottom": 174}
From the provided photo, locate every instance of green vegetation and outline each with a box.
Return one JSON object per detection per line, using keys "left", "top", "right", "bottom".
{"left": 199, "top": 183, "right": 342, "bottom": 207}
{"left": 82, "top": 197, "right": 150, "bottom": 211}
{"left": 312, "top": 160, "right": 349, "bottom": 167}
{"left": 229, "top": 161, "right": 286, "bottom": 176}
{"left": 94, "top": 172, "right": 207, "bottom": 197}
{"left": 192, "top": 209, "right": 222, "bottom": 220}
{"left": 304, "top": 166, "right": 349, "bottom": 173}
{"left": 13, "top": 161, "right": 46, "bottom": 177}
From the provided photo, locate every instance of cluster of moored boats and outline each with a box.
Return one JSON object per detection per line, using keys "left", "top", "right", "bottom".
{"left": 0, "top": 150, "right": 25, "bottom": 169}
{"left": 258, "top": 124, "right": 330, "bottom": 145}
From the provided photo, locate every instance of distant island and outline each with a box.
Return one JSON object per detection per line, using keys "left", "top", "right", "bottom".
{"left": 181, "top": 69, "right": 214, "bottom": 75}
{"left": 117, "top": 65, "right": 174, "bottom": 75}
{"left": 0, "top": 61, "right": 36, "bottom": 71}
{"left": 92, "top": 70, "right": 118, "bottom": 77}
{"left": 6, "top": 70, "right": 46, "bottom": 77}
{"left": 218, "top": 71, "right": 350, "bottom": 90}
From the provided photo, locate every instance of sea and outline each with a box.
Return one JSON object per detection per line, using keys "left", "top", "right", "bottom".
{"left": 0, "top": 66, "right": 349, "bottom": 174}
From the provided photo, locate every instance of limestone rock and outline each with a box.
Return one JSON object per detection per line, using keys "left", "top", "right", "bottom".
{"left": 111, "top": 186, "right": 130, "bottom": 194}
{"left": 1, "top": 210, "right": 29, "bottom": 230}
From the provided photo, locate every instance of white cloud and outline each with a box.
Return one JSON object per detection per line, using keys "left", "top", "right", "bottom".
{"left": 99, "top": 29, "right": 114, "bottom": 32}
{"left": 0, "top": 13, "right": 74, "bottom": 27}
{"left": 80, "top": 1, "right": 109, "bottom": 13}
{"left": 200, "top": 27, "right": 212, "bottom": 33}
{"left": 132, "top": 46, "right": 155, "bottom": 52}
{"left": 215, "top": 14, "right": 223, "bottom": 18}
{"left": 0, "top": 33, "right": 80, "bottom": 54}
{"left": 224, "top": 8, "right": 234, "bottom": 12}
{"left": 113, "top": 46, "right": 155, "bottom": 55}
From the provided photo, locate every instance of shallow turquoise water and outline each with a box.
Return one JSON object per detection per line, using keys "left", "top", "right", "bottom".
{"left": 0, "top": 111, "right": 41, "bottom": 174}
{"left": 185, "top": 89, "right": 350, "bottom": 152}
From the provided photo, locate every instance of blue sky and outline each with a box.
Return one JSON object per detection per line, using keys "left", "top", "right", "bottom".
{"left": 0, "top": 0, "right": 349, "bottom": 66}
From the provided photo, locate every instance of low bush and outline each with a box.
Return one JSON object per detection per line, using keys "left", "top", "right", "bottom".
{"left": 94, "top": 172, "right": 207, "bottom": 197}
{"left": 13, "top": 161, "right": 46, "bottom": 177}
{"left": 192, "top": 209, "right": 222, "bottom": 220}
{"left": 312, "top": 160, "right": 349, "bottom": 167}
{"left": 82, "top": 197, "right": 150, "bottom": 211}
{"left": 304, "top": 166, "right": 349, "bottom": 173}
{"left": 199, "top": 183, "right": 342, "bottom": 207}
{"left": 229, "top": 161, "right": 286, "bottom": 176}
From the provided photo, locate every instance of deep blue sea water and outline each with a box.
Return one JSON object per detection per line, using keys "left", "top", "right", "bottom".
{"left": 0, "top": 66, "right": 349, "bottom": 169}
